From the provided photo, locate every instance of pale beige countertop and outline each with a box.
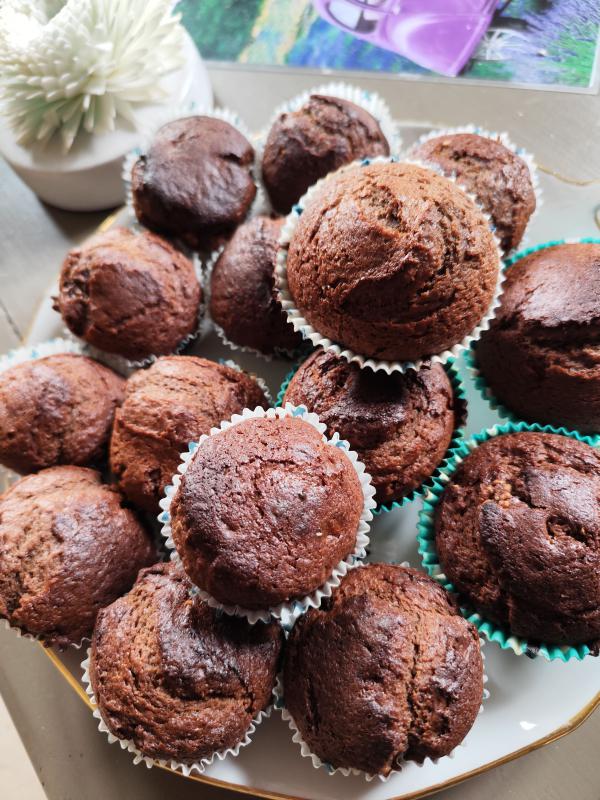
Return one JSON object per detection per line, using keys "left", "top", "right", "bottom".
{"left": 1, "top": 65, "right": 599, "bottom": 800}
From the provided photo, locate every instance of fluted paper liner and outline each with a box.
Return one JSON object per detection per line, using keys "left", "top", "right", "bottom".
{"left": 158, "top": 404, "right": 377, "bottom": 626}
{"left": 80, "top": 650, "right": 271, "bottom": 775}
{"left": 275, "top": 156, "right": 505, "bottom": 375}
{"left": 417, "top": 421, "right": 599, "bottom": 661}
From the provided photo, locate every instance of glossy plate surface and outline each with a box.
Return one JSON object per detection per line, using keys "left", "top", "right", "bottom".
{"left": 7, "top": 124, "right": 600, "bottom": 800}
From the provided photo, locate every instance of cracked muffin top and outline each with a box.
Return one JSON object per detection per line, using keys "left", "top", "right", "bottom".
{"left": 285, "top": 161, "right": 499, "bottom": 363}
{"left": 90, "top": 561, "right": 283, "bottom": 763}
{"left": 0, "top": 466, "right": 155, "bottom": 647}
{"left": 283, "top": 563, "right": 483, "bottom": 776}
{"left": 261, "top": 94, "right": 390, "bottom": 214}
{"left": 282, "top": 350, "right": 458, "bottom": 505}
{"left": 0, "top": 353, "right": 124, "bottom": 474}
{"left": 169, "top": 415, "right": 365, "bottom": 610}
{"left": 110, "top": 356, "right": 268, "bottom": 514}
{"left": 132, "top": 116, "right": 256, "bottom": 251}
{"left": 209, "top": 216, "right": 303, "bottom": 356}
{"left": 412, "top": 132, "right": 536, "bottom": 256}
{"left": 435, "top": 432, "right": 600, "bottom": 646}
{"left": 476, "top": 242, "right": 600, "bottom": 433}
{"left": 54, "top": 227, "right": 201, "bottom": 361}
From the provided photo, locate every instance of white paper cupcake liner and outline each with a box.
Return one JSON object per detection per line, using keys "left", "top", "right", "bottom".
{"left": 0, "top": 336, "right": 85, "bottom": 375}
{"left": 202, "top": 245, "right": 307, "bottom": 363}
{"left": 0, "top": 617, "right": 89, "bottom": 650}
{"left": 275, "top": 155, "right": 505, "bottom": 375}
{"left": 80, "top": 650, "right": 271, "bottom": 775}
{"left": 410, "top": 125, "right": 542, "bottom": 253}
{"left": 275, "top": 585, "right": 489, "bottom": 781}
{"left": 123, "top": 102, "right": 267, "bottom": 243}
{"left": 158, "top": 404, "right": 377, "bottom": 626}
{"left": 255, "top": 82, "right": 402, "bottom": 215}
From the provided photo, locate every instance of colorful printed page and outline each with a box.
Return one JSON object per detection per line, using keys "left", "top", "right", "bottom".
{"left": 179, "top": 0, "right": 600, "bottom": 92}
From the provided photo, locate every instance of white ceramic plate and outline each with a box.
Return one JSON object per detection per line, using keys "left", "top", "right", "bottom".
{"left": 8, "top": 124, "right": 600, "bottom": 800}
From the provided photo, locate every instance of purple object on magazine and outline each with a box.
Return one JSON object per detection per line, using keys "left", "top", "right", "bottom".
{"left": 312, "top": 0, "right": 500, "bottom": 76}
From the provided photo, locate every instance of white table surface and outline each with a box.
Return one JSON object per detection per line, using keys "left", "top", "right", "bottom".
{"left": 1, "top": 64, "right": 599, "bottom": 800}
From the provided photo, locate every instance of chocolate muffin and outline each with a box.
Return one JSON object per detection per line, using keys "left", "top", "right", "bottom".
{"left": 0, "top": 353, "right": 124, "bottom": 474}
{"left": 90, "top": 561, "right": 283, "bottom": 763}
{"left": 283, "top": 564, "right": 483, "bottom": 776}
{"left": 476, "top": 243, "right": 600, "bottom": 433}
{"left": 110, "top": 356, "right": 268, "bottom": 513}
{"left": 169, "top": 415, "right": 365, "bottom": 610}
{"left": 412, "top": 132, "right": 536, "bottom": 255}
{"left": 0, "top": 466, "right": 155, "bottom": 647}
{"left": 285, "top": 162, "right": 499, "bottom": 363}
{"left": 209, "top": 216, "right": 303, "bottom": 356}
{"left": 131, "top": 116, "right": 256, "bottom": 250}
{"left": 54, "top": 227, "right": 201, "bottom": 361}
{"left": 435, "top": 432, "right": 600, "bottom": 646}
{"left": 283, "top": 350, "right": 458, "bottom": 505}
{"left": 262, "top": 94, "right": 390, "bottom": 214}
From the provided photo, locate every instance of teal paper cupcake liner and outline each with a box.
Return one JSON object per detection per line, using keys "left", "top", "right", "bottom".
{"left": 417, "top": 420, "right": 599, "bottom": 662}
{"left": 468, "top": 237, "right": 600, "bottom": 444}
{"left": 277, "top": 358, "right": 468, "bottom": 515}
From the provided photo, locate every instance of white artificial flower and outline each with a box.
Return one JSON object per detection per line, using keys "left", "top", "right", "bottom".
{"left": 0, "top": 0, "right": 185, "bottom": 152}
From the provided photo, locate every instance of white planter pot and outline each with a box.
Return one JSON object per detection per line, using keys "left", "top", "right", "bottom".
{"left": 0, "top": 32, "right": 212, "bottom": 212}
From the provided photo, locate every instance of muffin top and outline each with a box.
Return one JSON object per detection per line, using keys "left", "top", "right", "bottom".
{"left": 413, "top": 132, "right": 535, "bottom": 255}
{"left": 476, "top": 243, "right": 600, "bottom": 433}
{"left": 132, "top": 116, "right": 256, "bottom": 250}
{"left": 286, "top": 161, "right": 499, "bottom": 363}
{"left": 0, "top": 466, "right": 155, "bottom": 647}
{"left": 284, "top": 564, "right": 483, "bottom": 776}
{"left": 435, "top": 432, "right": 600, "bottom": 645}
{"left": 90, "top": 561, "right": 283, "bottom": 763}
{"left": 169, "top": 415, "right": 365, "bottom": 610}
{"left": 261, "top": 94, "right": 390, "bottom": 214}
{"left": 54, "top": 227, "right": 201, "bottom": 361}
{"left": 0, "top": 353, "right": 124, "bottom": 474}
{"left": 209, "top": 216, "right": 302, "bottom": 356}
{"left": 283, "top": 350, "right": 456, "bottom": 504}
{"left": 110, "top": 356, "right": 268, "bottom": 513}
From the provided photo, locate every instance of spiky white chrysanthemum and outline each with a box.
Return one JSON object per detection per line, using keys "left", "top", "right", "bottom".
{"left": 0, "top": 0, "right": 185, "bottom": 152}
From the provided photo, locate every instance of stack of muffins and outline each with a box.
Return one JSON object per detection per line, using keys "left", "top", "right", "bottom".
{"left": 1, "top": 83, "right": 598, "bottom": 784}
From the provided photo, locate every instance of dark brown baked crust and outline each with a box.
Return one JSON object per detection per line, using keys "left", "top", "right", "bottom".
{"left": 132, "top": 116, "right": 256, "bottom": 250}
{"left": 209, "top": 216, "right": 303, "bottom": 356}
{"left": 283, "top": 350, "right": 456, "bottom": 504}
{"left": 412, "top": 132, "right": 536, "bottom": 255}
{"left": 170, "top": 415, "right": 364, "bottom": 609}
{"left": 110, "top": 356, "right": 268, "bottom": 513}
{"left": 0, "top": 466, "right": 155, "bottom": 647}
{"left": 435, "top": 432, "right": 600, "bottom": 645}
{"left": 0, "top": 354, "right": 124, "bottom": 474}
{"left": 283, "top": 564, "right": 483, "bottom": 775}
{"left": 286, "top": 162, "right": 499, "bottom": 362}
{"left": 261, "top": 94, "right": 390, "bottom": 214}
{"left": 54, "top": 227, "right": 201, "bottom": 361}
{"left": 90, "top": 561, "right": 283, "bottom": 763}
{"left": 476, "top": 243, "right": 600, "bottom": 433}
